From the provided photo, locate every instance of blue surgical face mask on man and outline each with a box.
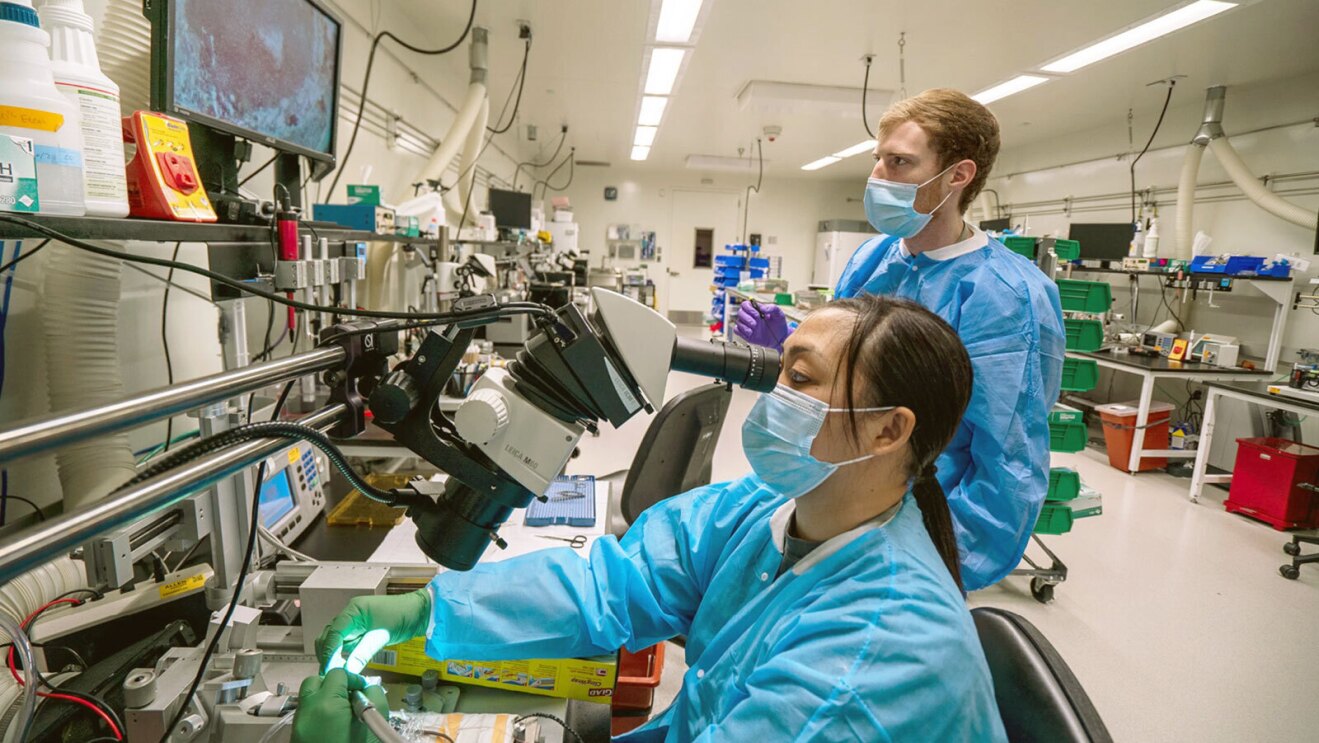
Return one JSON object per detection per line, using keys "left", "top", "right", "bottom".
{"left": 863, "top": 162, "right": 958, "bottom": 238}
{"left": 742, "top": 385, "right": 894, "bottom": 499}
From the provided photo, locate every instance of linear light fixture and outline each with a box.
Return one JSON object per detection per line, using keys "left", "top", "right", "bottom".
{"left": 801, "top": 155, "right": 841, "bottom": 171}
{"left": 635, "top": 126, "right": 658, "bottom": 147}
{"left": 638, "top": 96, "right": 668, "bottom": 126}
{"left": 971, "top": 74, "right": 1050, "bottom": 105}
{"left": 631, "top": 146, "right": 651, "bottom": 161}
{"left": 645, "top": 48, "right": 686, "bottom": 95}
{"left": 655, "top": 0, "right": 704, "bottom": 43}
{"left": 1041, "top": 1, "right": 1236, "bottom": 73}
{"left": 832, "top": 140, "right": 877, "bottom": 159}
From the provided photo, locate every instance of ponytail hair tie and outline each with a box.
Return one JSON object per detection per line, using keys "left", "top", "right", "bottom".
{"left": 918, "top": 463, "right": 939, "bottom": 482}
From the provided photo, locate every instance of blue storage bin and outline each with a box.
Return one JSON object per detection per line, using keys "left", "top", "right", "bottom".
{"left": 1255, "top": 262, "right": 1292, "bottom": 278}
{"left": 1190, "top": 255, "right": 1265, "bottom": 275}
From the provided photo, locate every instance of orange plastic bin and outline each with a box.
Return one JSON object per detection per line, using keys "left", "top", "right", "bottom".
{"left": 1095, "top": 401, "right": 1175, "bottom": 472}
{"left": 611, "top": 643, "right": 666, "bottom": 736}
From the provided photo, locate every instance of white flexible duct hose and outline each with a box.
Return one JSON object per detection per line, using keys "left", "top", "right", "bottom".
{"left": 418, "top": 82, "right": 488, "bottom": 186}
{"left": 41, "top": 244, "right": 137, "bottom": 509}
{"left": 0, "top": 611, "right": 36, "bottom": 743}
{"left": 447, "top": 97, "right": 489, "bottom": 228}
{"left": 0, "top": 556, "right": 84, "bottom": 740}
{"left": 1174, "top": 144, "right": 1205, "bottom": 261}
{"left": 1207, "top": 137, "right": 1317, "bottom": 228}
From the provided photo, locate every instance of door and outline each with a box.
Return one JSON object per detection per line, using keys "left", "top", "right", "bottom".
{"left": 667, "top": 189, "right": 741, "bottom": 319}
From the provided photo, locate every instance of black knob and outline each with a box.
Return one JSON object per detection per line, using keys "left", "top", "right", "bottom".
{"left": 369, "top": 371, "right": 420, "bottom": 424}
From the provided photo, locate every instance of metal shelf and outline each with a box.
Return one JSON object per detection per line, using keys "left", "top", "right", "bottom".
{"left": 1062, "top": 264, "right": 1294, "bottom": 282}
{"left": 0, "top": 214, "right": 444, "bottom": 247}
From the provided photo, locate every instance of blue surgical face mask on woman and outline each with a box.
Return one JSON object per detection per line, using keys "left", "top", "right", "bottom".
{"left": 863, "top": 162, "right": 958, "bottom": 238}
{"left": 742, "top": 385, "right": 894, "bottom": 499}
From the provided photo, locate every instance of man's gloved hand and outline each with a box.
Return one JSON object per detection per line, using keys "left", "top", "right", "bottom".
{"left": 316, "top": 589, "right": 432, "bottom": 674}
{"left": 292, "top": 669, "right": 388, "bottom": 743}
{"left": 734, "top": 301, "right": 788, "bottom": 351}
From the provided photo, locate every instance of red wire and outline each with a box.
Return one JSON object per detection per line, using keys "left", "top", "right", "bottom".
{"left": 6, "top": 598, "right": 124, "bottom": 741}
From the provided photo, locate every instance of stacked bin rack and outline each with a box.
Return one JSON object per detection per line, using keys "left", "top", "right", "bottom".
{"left": 710, "top": 243, "right": 767, "bottom": 333}
{"left": 1012, "top": 275, "right": 1109, "bottom": 603}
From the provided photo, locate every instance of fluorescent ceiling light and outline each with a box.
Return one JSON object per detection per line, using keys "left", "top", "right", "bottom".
{"left": 656, "top": 0, "right": 703, "bottom": 43}
{"left": 638, "top": 96, "right": 668, "bottom": 126}
{"left": 737, "top": 80, "right": 893, "bottom": 116}
{"left": 971, "top": 74, "right": 1049, "bottom": 105}
{"left": 801, "top": 155, "right": 841, "bottom": 171}
{"left": 1042, "top": 1, "right": 1236, "bottom": 73}
{"left": 832, "top": 140, "right": 877, "bottom": 159}
{"left": 644, "top": 48, "right": 686, "bottom": 95}
{"left": 634, "top": 126, "right": 658, "bottom": 147}
{"left": 631, "top": 146, "right": 651, "bottom": 161}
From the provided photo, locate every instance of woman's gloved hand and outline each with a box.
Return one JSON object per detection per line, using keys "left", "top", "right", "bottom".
{"left": 734, "top": 301, "right": 788, "bottom": 351}
{"left": 291, "top": 669, "right": 388, "bottom": 743}
{"left": 316, "top": 589, "right": 432, "bottom": 673}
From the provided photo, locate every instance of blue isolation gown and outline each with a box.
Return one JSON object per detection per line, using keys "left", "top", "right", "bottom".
{"left": 422, "top": 476, "right": 1006, "bottom": 742}
{"left": 835, "top": 230, "right": 1065, "bottom": 590}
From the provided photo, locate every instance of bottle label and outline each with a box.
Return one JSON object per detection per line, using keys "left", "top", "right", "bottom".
{"left": 34, "top": 144, "right": 83, "bottom": 169}
{"left": 0, "top": 134, "right": 41, "bottom": 213}
{"left": 67, "top": 86, "right": 129, "bottom": 201}
{"left": 0, "top": 106, "right": 65, "bottom": 132}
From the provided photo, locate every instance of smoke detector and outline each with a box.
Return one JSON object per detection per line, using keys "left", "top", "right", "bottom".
{"left": 763, "top": 125, "right": 782, "bottom": 142}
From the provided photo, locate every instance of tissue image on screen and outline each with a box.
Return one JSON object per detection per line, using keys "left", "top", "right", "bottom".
{"left": 172, "top": 0, "right": 337, "bottom": 155}
{"left": 258, "top": 470, "right": 297, "bottom": 529}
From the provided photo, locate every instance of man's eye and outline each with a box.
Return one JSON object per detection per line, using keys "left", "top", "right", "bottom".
{"left": 891, "top": 156, "right": 907, "bottom": 166}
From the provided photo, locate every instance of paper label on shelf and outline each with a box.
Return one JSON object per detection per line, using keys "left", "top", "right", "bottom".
{"left": 0, "top": 105, "right": 64, "bottom": 132}
{"left": 159, "top": 572, "right": 207, "bottom": 600}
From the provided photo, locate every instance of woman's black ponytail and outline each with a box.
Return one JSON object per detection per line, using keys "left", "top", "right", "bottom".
{"left": 911, "top": 464, "right": 963, "bottom": 591}
{"left": 824, "top": 295, "right": 974, "bottom": 591}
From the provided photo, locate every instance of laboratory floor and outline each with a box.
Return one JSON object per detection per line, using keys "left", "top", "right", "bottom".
{"left": 570, "top": 327, "right": 1319, "bottom": 742}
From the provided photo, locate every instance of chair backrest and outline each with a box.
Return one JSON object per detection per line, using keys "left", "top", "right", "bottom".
{"left": 619, "top": 383, "right": 732, "bottom": 525}
{"left": 971, "top": 607, "right": 1113, "bottom": 743}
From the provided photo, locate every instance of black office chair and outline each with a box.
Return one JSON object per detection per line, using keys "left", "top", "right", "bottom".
{"left": 604, "top": 383, "right": 732, "bottom": 535}
{"left": 972, "top": 607, "right": 1113, "bottom": 743}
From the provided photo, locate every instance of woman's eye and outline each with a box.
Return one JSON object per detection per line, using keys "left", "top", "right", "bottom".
{"left": 788, "top": 370, "right": 810, "bottom": 384}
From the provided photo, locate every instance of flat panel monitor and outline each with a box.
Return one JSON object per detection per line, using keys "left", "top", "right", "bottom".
{"left": 153, "top": 0, "right": 342, "bottom": 164}
{"left": 489, "top": 188, "right": 533, "bottom": 230}
{"left": 1069, "top": 222, "right": 1136, "bottom": 261}
{"left": 979, "top": 217, "right": 1011, "bottom": 232}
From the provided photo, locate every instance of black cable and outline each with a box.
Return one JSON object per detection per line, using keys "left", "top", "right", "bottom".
{"left": 256, "top": 299, "right": 276, "bottom": 362}
{"left": 0, "top": 494, "right": 45, "bottom": 521}
{"left": 0, "top": 215, "right": 556, "bottom": 323}
{"left": 326, "top": 0, "right": 480, "bottom": 198}
{"left": 161, "top": 242, "right": 182, "bottom": 453}
{"left": 533, "top": 148, "right": 576, "bottom": 200}
{"left": 1130, "top": 81, "right": 1176, "bottom": 223}
{"left": 511, "top": 128, "right": 566, "bottom": 190}
{"left": 486, "top": 39, "right": 530, "bottom": 135}
{"left": 859, "top": 56, "right": 870, "bottom": 137}
{"left": 0, "top": 238, "right": 49, "bottom": 274}
{"left": 19, "top": 596, "right": 125, "bottom": 739}
{"left": 742, "top": 137, "right": 764, "bottom": 242}
{"left": 158, "top": 460, "right": 267, "bottom": 743}
{"left": 237, "top": 155, "right": 278, "bottom": 188}
{"left": 514, "top": 712, "right": 585, "bottom": 743}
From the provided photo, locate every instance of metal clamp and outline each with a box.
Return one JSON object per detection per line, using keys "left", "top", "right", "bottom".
{"left": 275, "top": 261, "right": 310, "bottom": 291}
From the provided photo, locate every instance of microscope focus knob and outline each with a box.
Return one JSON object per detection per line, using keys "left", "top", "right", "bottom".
{"left": 455, "top": 388, "right": 509, "bottom": 444}
{"left": 369, "top": 371, "right": 420, "bottom": 424}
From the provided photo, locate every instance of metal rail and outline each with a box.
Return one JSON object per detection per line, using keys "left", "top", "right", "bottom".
{"left": 0, "top": 404, "right": 346, "bottom": 583}
{"left": 0, "top": 347, "right": 345, "bottom": 464}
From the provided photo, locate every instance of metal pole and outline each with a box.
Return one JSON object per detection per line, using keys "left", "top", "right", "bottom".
{"left": 0, "top": 405, "right": 347, "bottom": 583}
{"left": 0, "top": 347, "right": 345, "bottom": 464}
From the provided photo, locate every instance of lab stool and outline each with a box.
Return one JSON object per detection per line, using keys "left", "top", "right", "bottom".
{"left": 1280, "top": 531, "right": 1319, "bottom": 580}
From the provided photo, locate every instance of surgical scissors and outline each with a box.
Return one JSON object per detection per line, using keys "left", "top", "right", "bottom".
{"left": 536, "top": 534, "right": 588, "bottom": 549}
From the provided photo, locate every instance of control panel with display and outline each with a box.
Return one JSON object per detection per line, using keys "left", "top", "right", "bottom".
{"left": 258, "top": 445, "right": 326, "bottom": 544}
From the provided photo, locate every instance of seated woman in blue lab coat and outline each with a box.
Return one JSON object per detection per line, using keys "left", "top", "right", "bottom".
{"left": 297, "top": 294, "right": 1006, "bottom": 743}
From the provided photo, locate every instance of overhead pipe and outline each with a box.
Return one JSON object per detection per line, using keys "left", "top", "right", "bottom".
{"left": 1174, "top": 86, "right": 1318, "bottom": 259}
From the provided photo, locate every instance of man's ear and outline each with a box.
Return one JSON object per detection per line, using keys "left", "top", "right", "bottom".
{"left": 949, "top": 159, "right": 977, "bottom": 190}
{"left": 867, "top": 407, "right": 916, "bottom": 458}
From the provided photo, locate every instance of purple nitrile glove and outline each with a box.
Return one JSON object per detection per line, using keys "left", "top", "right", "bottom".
{"left": 734, "top": 301, "right": 788, "bottom": 351}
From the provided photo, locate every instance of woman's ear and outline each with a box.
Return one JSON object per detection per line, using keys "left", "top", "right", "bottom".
{"left": 867, "top": 406, "right": 916, "bottom": 458}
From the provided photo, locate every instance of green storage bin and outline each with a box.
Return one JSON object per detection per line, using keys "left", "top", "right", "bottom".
{"left": 1049, "top": 410, "right": 1086, "bottom": 453}
{"left": 1046, "top": 468, "right": 1081, "bottom": 502}
{"left": 1056, "top": 279, "right": 1113, "bottom": 314}
{"left": 1044, "top": 237, "right": 1081, "bottom": 261}
{"left": 1003, "top": 236, "right": 1037, "bottom": 261}
{"left": 1034, "top": 503, "right": 1075, "bottom": 535}
{"left": 1063, "top": 318, "right": 1104, "bottom": 352}
{"left": 1060, "top": 357, "right": 1099, "bottom": 392}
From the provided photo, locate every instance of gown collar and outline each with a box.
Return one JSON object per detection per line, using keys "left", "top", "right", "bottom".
{"left": 769, "top": 496, "right": 906, "bottom": 575}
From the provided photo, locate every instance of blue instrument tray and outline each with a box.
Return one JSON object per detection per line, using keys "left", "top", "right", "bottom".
{"left": 524, "top": 475, "right": 597, "bottom": 527}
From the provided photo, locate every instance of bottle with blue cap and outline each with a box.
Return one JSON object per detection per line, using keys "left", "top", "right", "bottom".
{"left": 0, "top": 0, "right": 86, "bottom": 215}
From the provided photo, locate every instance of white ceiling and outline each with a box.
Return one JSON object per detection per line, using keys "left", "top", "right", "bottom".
{"left": 393, "top": 0, "right": 1319, "bottom": 180}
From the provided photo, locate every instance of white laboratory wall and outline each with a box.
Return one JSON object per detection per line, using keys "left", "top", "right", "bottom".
{"left": 987, "top": 70, "right": 1319, "bottom": 469}
{"left": 557, "top": 166, "right": 862, "bottom": 318}
{"left": 0, "top": 0, "right": 540, "bottom": 520}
